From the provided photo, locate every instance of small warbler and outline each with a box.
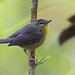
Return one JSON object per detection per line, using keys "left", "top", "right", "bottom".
{"left": 0, "top": 19, "right": 52, "bottom": 59}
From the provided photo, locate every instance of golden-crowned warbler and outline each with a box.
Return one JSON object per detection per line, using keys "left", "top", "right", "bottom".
{"left": 0, "top": 19, "right": 52, "bottom": 50}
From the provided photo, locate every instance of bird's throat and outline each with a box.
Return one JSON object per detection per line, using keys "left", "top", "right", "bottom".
{"left": 42, "top": 24, "right": 49, "bottom": 36}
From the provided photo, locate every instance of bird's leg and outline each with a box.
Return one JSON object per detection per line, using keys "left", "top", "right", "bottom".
{"left": 24, "top": 49, "right": 35, "bottom": 62}
{"left": 24, "top": 49, "right": 30, "bottom": 57}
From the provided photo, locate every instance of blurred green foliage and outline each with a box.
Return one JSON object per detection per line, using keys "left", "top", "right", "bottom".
{"left": 0, "top": 0, "right": 75, "bottom": 75}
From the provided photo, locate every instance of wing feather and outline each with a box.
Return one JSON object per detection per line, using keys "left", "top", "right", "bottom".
{"left": 8, "top": 31, "right": 43, "bottom": 46}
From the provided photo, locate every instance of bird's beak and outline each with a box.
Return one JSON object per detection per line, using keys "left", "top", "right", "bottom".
{"left": 47, "top": 20, "right": 52, "bottom": 23}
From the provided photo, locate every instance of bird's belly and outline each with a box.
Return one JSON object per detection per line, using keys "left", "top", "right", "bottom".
{"left": 21, "top": 25, "right": 48, "bottom": 50}
{"left": 21, "top": 37, "right": 45, "bottom": 50}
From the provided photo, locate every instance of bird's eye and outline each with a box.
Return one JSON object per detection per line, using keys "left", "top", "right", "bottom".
{"left": 40, "top": 22, "right": 43, "bottom": 24}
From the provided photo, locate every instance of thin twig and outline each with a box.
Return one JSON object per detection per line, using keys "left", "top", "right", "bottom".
{"left": 28, "top": 0, "right": 38, "bottom": 75}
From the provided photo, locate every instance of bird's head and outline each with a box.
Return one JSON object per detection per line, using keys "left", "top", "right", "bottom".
{"left": 36, "top": 19, "right": 52, "bottom": 26}
{"left": 33, "top": 19, "right": 52, "bottom": 32}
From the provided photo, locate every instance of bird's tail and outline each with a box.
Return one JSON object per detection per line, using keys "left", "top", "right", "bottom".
{"left": 0, "top": 39, "right": 10, "bottom": 44}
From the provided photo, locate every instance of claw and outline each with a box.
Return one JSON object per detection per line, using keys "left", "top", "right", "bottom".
{"left": 24, "top": 49, "right": 36, "bottom": 63}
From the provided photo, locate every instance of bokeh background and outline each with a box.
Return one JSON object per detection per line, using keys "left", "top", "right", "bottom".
{"left": 0, "top": 0, "right": 75, "bottom": 75}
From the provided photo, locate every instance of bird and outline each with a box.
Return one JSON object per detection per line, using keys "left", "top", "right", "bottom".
{"left": 0, "top": 19, "right": 52, "bottom": 60}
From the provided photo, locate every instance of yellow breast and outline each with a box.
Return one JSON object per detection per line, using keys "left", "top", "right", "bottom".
{"left": 42, "top": 24, "right": 49, "bottom": 35}
{"left": 21, "top": 24, "right": 49, "bottom": 50}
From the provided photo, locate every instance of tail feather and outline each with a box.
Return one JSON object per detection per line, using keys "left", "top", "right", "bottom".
{"left": 0, "top": 39, "right": 10, "bottom": 44}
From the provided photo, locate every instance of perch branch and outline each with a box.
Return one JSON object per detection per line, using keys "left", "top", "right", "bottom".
{"left": 28, "top": 0, "right": 38, "bottom": 75}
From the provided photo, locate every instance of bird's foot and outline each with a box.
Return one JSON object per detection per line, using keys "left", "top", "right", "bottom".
{"left": 28, "top": 57, "right": 35, "bottom": 63}
{"left": 24, "top": 49, "right": 36, "bottom": 64}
